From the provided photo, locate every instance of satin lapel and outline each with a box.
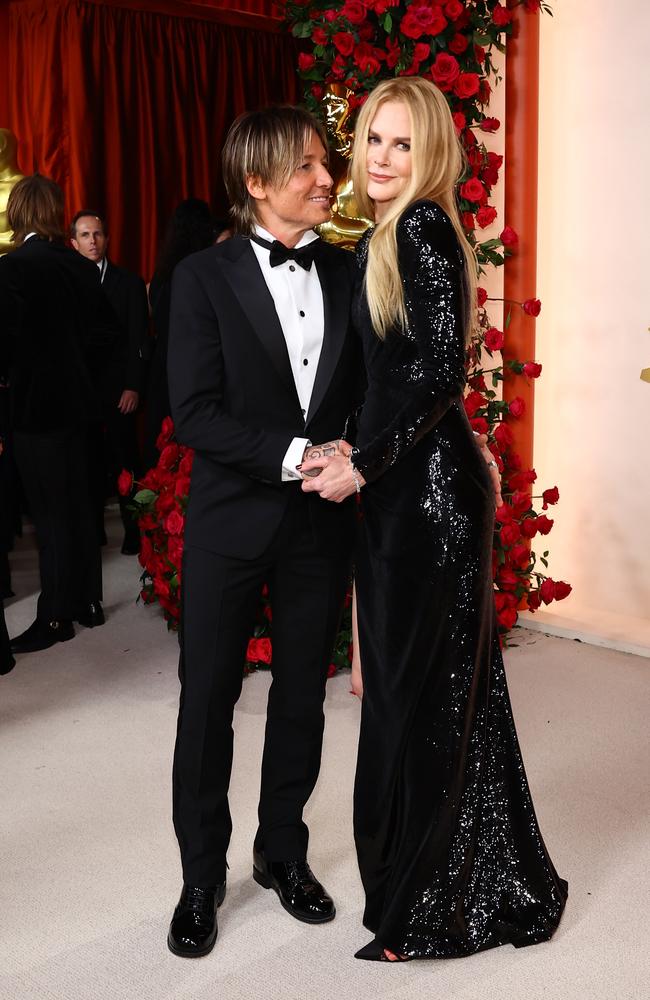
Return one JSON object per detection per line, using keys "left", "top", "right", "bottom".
{"left": 220, "top": 241, "right": 299, "bottom": 405}
{"left": 306, "top": 252, "right": 349, "bottom": 425}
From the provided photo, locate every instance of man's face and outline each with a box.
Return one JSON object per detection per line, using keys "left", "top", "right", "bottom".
{"left": 71, "top": 215, "right": 108, "bottom": 262}
{"left": 249, "top": 130, "right": 333, "bottom": 244}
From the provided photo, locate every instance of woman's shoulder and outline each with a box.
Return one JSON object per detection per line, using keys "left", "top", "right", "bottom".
{"left": 397, "top": 199, "right": 461, "bottom": 262}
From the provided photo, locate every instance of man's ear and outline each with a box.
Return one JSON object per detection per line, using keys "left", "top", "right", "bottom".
{"left": 245, "top": 175, "right": 266, "bottom": 202}
{"left": 70, "top": 238, "right": 79, "bottom": 251}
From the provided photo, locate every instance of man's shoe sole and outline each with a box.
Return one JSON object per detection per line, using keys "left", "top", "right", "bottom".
{"left": 252, "top": 867, "right": 336, "bottom": 924}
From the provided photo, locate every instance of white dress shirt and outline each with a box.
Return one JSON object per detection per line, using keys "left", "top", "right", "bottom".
{"left": 249, "top": 225, "right": 325, "bottom": 482}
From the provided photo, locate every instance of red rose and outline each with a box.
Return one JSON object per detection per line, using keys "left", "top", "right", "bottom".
{"left": 500, "top": 522, "right": 520, "bottom": 547}
{"left": 470, "top": 416, "right": 488, "bottom": 435}
{"left": 461, "top": 211, "right": 475, "bottom": 231}
{"left": 542, "top": 486, "right": 559, "bottom": 509}
{"left": 154, "top": 576, "right": 171, "bottom": 600}
{"left": 454, "top": 72, "right": 480, "bottom": 99}
{"left": 535, "top": 514, "right": 554, "bottom": 535}
{"left": 481, "top": 151, "right": 503, "bottom": 186}
{"left": 508, "top": 469, "right": 537, "bottom": 491}
{"left": 342, "top": 0, "right": 367, "bottom": 25}
{"left": 401, "top": 7, "right": 447, "bottom": 40}
{"left": 354, "top": 42, "right": 381, "bottom": 75}
{"left": 509, "top": 396, "right": 526, "bottom": 418}
{"left": 159, "top": 443, "right": 180, "bottom": 471}
{"left": 497, "top": 606, "right": 518, "bottom": 630}
{"left": 459, "top": 177, "right": 484, "bottom": 203}
{"left": 476, "top": 205, "right": 497, "bottom": 229}
{"left": 520, "top": 518, "right": 538, "bottom": 539}
{"left": 333, "top": 32, "right": 355, "bottom": 56}
{"left": 445, "top": 0, "right": 464, "bottom": 20}
{"left": 165, "top": 509, "right": 185, "bottom": 536}
{"left": 500, "top": 225, "right": 519, "bottom": 247}
{"left": 498, "top": 567, "right": 519, "bottom": 591}
{"left": 323, "top": 9, "right": 337, "bottom": 21}
{"left": 477, "top": 286, "right": 488, "bottom": 307}
{"left": 311, "top": 84, "right": 324, "bottom": 100}
{"left": 495, "top": 503, "right": 514, "bottom": 524}
{"left": 429, "top": 52, "right": 460, "bottom": 91}
{"left": 522, "top": 361, "right": 542, "bottom": 379}
{"left": 463, "top": 389, "right": 487, "bottom": 417}
{"left": 452, "top": 111, "right": 466, "bottom": 133}
{"left": 480, "top": 117, "right": 500, "bottom": 133}
{"left": 468, "top": 372, "right": 487, "bottom": 391}
{"left": 117, "top": 469, "right": 133, "bottom": 497}
{"left": 484, "top": 327, "right": 504, "bottom": 352}
{"left": 247, "top": 637, "right": 272, "bottom": 665}
{"left": 312, "top": 26, "right": 328, "bottom": 45}
{"left": 474, "top": 43, "right": 486, "bottom": 63}
{"left": 494, "top": 422, "right": 513, "bottom": 450}
{"left": 155, "top": 416, "right": 174, "bottom": 452}
{"left": 372, "top": 0, "right": 399, "bottom": 13}
{"left": 413, "top": 42, "right": 431, "bottom": 64}
{"left": 511, "top": 489, "right": 531, "bottom": 514}
{"left": 540, "top": 578, "right": 555, "bottom": 605}
{"left": 492, "top": 4, "right": 513, "bottom": 27}
{"left": 527, "top": 590, "right": 541, "bottom": 611}
{"left": 448, "top": 32, "right": 468, "bottom": 54}
{"left": 554, "top": 581, "right": 572, "bottom": 601}
{"left": 523, "top": 298, "right": 542, "bottom": 316}
{"left": 298, "top": 52, "right": 315, "bottom": 72}
{"left": 168, "top": 535, "right": 184, "bottom": 566}
{"left": 525, "top": 0, "right": 541, "bottom": 10}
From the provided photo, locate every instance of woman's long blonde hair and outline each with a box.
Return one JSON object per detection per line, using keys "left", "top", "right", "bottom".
{"left": 350, "top": 77, "right": 477, "bottom": 343}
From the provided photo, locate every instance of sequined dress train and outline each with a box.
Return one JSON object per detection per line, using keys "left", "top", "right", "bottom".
{"left": 350, "top": 201, "right": 567, "bottom": 959}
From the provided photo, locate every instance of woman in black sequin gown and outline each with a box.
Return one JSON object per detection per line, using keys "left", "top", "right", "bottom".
{"left": 301, "top": 78, "right": 567, "bottom": 962}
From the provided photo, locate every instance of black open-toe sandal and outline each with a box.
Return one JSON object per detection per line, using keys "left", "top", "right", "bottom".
{"left": 354, "top": 938, "right": 412, "bottom": 962}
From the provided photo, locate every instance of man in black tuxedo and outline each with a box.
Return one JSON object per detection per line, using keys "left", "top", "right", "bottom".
{"left": 166, "top": 106, "right": 362, "bottom": 958}
{"left": 0, "top": 175, "right": 117, "bottom": 654}
{"left": 71, "top": 211, "right": 148, "bottom": 554}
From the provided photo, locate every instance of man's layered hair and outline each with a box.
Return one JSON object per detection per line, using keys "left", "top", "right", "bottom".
{"left": 7, "top": 174, "right": 66, "bottom": 245}
{"left": 222, "top": 105, "right": 328, "bottom": 235}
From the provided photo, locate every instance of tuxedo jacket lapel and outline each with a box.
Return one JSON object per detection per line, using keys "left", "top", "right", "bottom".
{"left": 220, "top": 239, "right": 300, "bottom": 408}
{"left": 305, "top": 250, "right": 349, "bottom": 426}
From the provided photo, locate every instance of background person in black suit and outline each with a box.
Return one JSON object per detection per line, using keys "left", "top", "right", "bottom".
{"left": 0, "top": 175, "right": 117, "bottom": 654}
{"left": 71, "top": 211, "right": 148, "bottom": 554}
{"left": 166, "top": 106, "right": 362, "bottom": 958}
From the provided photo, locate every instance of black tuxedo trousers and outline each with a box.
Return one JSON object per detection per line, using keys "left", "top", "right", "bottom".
{"left": 174, "top": 488, "right": 350, "bottom": 885}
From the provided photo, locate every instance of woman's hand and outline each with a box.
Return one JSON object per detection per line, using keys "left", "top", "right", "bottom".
{"left": 350, "top": 583, "right": 363, "bottom": 699}
{"left": 300, "top": 453, "right": 365, "bottom": 502}
{"left": 474, "top": 432, "right": 502, "bottom": 508}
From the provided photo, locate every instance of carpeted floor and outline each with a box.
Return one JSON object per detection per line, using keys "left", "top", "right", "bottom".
{"left": 1, "top": 512, "right": 648, "bottom": 1000}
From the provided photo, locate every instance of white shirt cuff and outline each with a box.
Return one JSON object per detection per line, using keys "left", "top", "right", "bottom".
{"left": 282, "top": 437, "right": 310, "bottom": 482}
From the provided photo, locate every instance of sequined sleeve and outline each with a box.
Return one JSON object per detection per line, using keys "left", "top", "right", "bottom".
{"left": 351, "top": 201, "right": 467, "bottom": 483}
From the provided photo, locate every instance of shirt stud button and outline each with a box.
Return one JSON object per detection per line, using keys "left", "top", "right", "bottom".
{"left": 299, "top": 310, "right": 305, "bottom": 317}
{"left": 289, "top": 265, "right": 296, "bottom": 272}
{"left": 303, "top": 359, "right": 308, "bottom": 366}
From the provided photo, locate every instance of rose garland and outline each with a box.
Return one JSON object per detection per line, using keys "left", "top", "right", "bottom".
{"left": 284, "top": 0, "right": 570, "bottom": 635}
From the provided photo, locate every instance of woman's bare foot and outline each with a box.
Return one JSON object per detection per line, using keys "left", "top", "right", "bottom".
{"left": 383, "top": 948, "right": 410, "bottom": 961}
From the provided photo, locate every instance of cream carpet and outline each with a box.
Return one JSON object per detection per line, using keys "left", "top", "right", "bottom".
{"left": 1, "top": 511, "right": 648, "bottom": 1000}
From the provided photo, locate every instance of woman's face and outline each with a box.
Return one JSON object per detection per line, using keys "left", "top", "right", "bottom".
{"left": 365, "top": 101, "right": 412, "bottom": 220}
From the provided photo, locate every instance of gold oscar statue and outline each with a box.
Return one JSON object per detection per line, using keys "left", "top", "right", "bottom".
{"left": 0, "top": 129, "right": 25, "bottom": 254}
{"left": 317, "top": 85, "right": 372, "bottom": 249}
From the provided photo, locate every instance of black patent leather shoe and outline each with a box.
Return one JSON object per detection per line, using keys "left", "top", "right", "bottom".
{"left": 10, "top": 618, "right": 75, "bottom": 654}
{"left": 76, "top": 602, "right": 105, "bottom": 628}
{"left": 167, "top": 882, "right": 226, "bottom": 958}
{"left": 253, "top": 849, "right": 335, "bottom": 924}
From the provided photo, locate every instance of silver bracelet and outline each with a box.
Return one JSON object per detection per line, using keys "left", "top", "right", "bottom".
{"left": 350, "top": 464, "right": 362, "bottom": 493}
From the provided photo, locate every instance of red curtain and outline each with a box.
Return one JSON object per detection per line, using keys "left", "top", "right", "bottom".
{"left": 1, "top": 0, "right": 299, "bottom": 277}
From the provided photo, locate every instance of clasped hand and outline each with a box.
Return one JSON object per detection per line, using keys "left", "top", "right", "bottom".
{"left": 299, "top": 439, "right": 365, "bottom": 502}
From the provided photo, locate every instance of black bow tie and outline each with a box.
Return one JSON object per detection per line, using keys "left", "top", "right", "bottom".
{"left": 249, "top": 234, "right": 319, "bottom": 271}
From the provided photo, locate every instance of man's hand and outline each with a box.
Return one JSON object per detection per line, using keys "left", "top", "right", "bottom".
{"left": 118, "top": 389, "right": 139, "bottom": 415}
{"left": 300, "top": 452, "right": 364, "bottom": 502}
{"left": 299, "top": 439, "right": 352, "bottom": 478}
{"left": 475, "top": 432, "right": 502, "bottom": 508}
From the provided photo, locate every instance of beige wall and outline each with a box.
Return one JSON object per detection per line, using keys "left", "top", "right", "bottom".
{"left": 534, "top": 1, "right": 650, "bottom": 641}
